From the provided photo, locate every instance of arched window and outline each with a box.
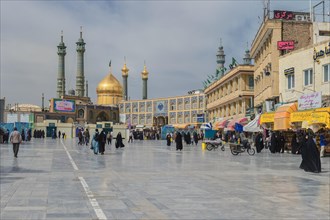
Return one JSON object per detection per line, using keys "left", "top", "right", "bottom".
{"left": 78, "top": 109, "right": 84, "bottom": 118}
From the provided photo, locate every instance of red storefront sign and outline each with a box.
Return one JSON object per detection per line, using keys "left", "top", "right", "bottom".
{"left": 277, "top": 41, "right": 294, "bottom": 50}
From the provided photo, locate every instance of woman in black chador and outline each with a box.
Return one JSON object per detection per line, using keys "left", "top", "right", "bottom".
{"left": 278, "top": 132, "right": 285, "bottom": 153}
{"left": 175, "top": 131, "right": 183, "bottom": 151}
{"left": 166, "top": 133, "right": 171, "bottom": 146}
{"left": 98, "top": 130, "right": 106, "bottom": 155}
{"left": 193, "top": 131, "right": 199, "bottom": 145}
{"left": 299, "top": 134, "right": 321, "bottom": 173}
{"left": 115, "top": 132, "right": 125, "bottom": 148}
{"left": 255, "top": 132, "right": 264, "bottom": 153}
{"left": 270, "top": 132, "right": 277, "bottom": 153}
{"left": 291, "top": 133, "right": 299, "bottom": 154}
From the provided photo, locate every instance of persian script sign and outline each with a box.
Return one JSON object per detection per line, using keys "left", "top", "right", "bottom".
{"left": 260, "top": 113, "right": 275, "bottom": 123}
{"left": 278, "top": 41, "right": 294, "bottom": 50}
{"left": 290, "top": 111, "right": 313, "bottom": 122}
{"left": 298, "top": 92, "right": 322, "bottom": 110}
{"left": 274, "top": 10, "right": 294, "bottom": 20}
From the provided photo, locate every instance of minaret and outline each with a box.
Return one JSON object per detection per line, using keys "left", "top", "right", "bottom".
{"left": 85, "top": 80, "right": 88, "bottom": 97}
{"left": 42, "top": 93, "right": 44, "bottom": 111}
{"left": 57, "top": 31, "right": 66, "bottom": 98}
{"left": 216, "top": 38, "right": 226, "bottom": 76}
{"left": 141, "top": 62, "right": 149, "bottom": 100}
{"left": 243, "top": 43, "right": 252, "bottom": 65}
{"left": 76, "top": 26, "right": 86, "bottom": 97}
{"left": 121, "top": 57, "right": 129, "bottom": 101}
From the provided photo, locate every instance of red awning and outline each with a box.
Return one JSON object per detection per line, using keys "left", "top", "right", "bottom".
{"left": 214, "top": 119, "right": 230, "bottom": 129}
{"left": 226, "top": 117, "right": 249, "bottom": 131}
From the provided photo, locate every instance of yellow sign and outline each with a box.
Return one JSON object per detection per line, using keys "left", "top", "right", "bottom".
{"left": 290, "top": 111, "right": 313, "bottom": 123}
{"left": 310, "top": 112, "right": 329, "bottom": 125}
{"left": 260, "top": 112, "right": 275, "bottom": 123}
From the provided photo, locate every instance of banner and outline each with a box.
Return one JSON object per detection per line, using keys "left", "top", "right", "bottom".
{"left": 298, "top": 92, "right": 322, "bottom": 110}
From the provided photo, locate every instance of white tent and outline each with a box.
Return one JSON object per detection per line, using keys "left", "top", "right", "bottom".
{"left": 243, "top": 114, "right": 263, "bottom": 132}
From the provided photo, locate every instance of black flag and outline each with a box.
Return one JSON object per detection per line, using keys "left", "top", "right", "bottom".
{"left": 109, "top": 60, "right": 111, "bottom": 67}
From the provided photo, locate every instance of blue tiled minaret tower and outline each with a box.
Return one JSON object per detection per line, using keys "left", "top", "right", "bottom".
{"left": 216, "top": 38, "right": 226, "bottom": 77}
{"left": 141, "top": 62, "right": 149, "bottom": 100}
{"left": 76, "top": 27, "right": 86, "bottom": 97}
{"left": 57, "top": 31, "right": 66, "bottom": 98}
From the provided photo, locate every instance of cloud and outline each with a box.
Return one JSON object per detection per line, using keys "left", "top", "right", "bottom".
{"left": 0, "top": 0, "right": 321, "bottom": 106}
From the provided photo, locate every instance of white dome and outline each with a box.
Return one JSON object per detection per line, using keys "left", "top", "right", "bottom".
{"left": 10, "top": 104, "right": 42, "bottom": 112}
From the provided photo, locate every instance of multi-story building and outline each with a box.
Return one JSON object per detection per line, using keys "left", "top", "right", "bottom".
{"left": 204, "top": 46, "right": 254, "bottom": 129}
{"left": 119, "top": 91, "right": 205, "bottom": 128}
{"left": 279, "top": 40, "right": 330, "bottom": 104}
{"left": 250, "top": 11, "right": 314, "bottom": 112}
{"left": 204, "top": 65, "right": 254, "bottom": 125}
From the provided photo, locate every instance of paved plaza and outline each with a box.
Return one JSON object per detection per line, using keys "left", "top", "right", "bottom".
{"left": 0, "top": 138, "right": 329, "bottom": 220}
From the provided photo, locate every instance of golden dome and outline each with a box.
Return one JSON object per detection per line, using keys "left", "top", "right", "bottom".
{"left": 96, "top": 72, "right": 123, "bottom": 105}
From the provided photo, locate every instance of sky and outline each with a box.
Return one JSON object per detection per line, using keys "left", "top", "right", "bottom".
{"left": 1, "top": 0, "right": 328, "bottom": 107}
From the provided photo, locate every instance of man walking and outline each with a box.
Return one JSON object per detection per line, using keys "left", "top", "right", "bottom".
{"left": 9, "top": 127, "right": 22, "bottom": 158}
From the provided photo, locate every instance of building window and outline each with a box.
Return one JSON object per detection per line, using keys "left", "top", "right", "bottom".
{"left": 192, "top": 103, "right": 197, "bottom": 109}
{"left": 287, "top": 74, "right": 295, "bottom": 89}
{"left": 185, "top": 103, "right": 190, "bottom": 110}
{"left": 303, "top": 68, "right": 313, "bottom": 86}
{"left": 147, "top": 106, "right": 152, "bottom": 112}
{"left": 324, "top": 64, "right": 330, "bottom": 82}
{"left": 147, "top": 119, "right": 152, "bottom": 124}
{"left": 171, "top": 118, "right": 176, "bottom": 124}
{"left": 171, "top": 105, "right": 176, "bottom": 110}
{"left": 248, "top": 76, "right": 254, "bottom": 90}
{"left": 178, "top": 118, "right": 183, "bottom": 123}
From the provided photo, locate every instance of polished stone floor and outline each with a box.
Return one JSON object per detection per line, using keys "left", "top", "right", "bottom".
{"left": 0, "top": 138, "right": 329, "bottom": 220}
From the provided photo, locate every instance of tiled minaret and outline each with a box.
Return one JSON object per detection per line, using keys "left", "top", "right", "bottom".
{"left": 121, "top": 58, "right": 129, "bottom": 101}
{"left": 243, "top": 44, "right": 252, "bottom": 65}
{"left": 76, "top": 27, "right": 86, "bottom": 97}
{"left": 216, "top": 38, "right": 226, "bottom": 77}
{"left": 57, "top": 31, "right": 66, "bottom": 98}
{"left": 141, "top": 62, "right": 149, "bottom": 100}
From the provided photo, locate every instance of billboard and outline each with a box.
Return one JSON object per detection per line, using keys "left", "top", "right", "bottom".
{"left": 53, "top": 99, "right": 75, "bottom": 112}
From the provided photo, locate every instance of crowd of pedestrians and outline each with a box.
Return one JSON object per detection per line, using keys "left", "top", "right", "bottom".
{"left": 1, "top": 124, "right": 326, "bottom": 174}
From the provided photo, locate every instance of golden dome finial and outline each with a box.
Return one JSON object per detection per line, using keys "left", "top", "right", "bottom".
{"left": 121, "top": 56, "right": 129, "bottom": 76}
{"left": 141, "top": 60, "right": 149, "bottom": 79}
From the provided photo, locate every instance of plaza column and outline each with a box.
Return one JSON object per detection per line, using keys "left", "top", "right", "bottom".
{"left": 57, "top": 31, "right": 66, "bottom": 98}
{"left": 76, "top": 26, "right": 86, "bottom": 97}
